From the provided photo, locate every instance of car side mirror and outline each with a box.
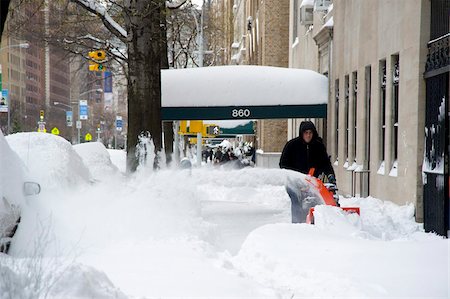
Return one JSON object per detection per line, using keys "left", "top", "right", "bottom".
{"left": 23, "top": 182, "right": 41, "bottom": 196}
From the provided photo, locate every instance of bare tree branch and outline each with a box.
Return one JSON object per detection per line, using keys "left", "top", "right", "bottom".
{"left": 166, "top": 0, "right": 188, "bottom": 10}
{"left": 70, "top": 0, "right": 127, "bottom": 42}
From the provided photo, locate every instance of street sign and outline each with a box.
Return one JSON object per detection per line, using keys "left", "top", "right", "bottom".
{"left": 76, "top": 120, "right": 82, "bottom": 129}
{"left": 37, "top": 121, "right": 46, "bottom": 133}
{"left": 66, "top": 111, "right": 73, "bottom": 127}
{"left": 116, "top": 116, "right": 123, "bottom": 131}
{"left": 79, "top": 100, "right": 88, "bottom": 120}
{"left": 51, "top": 127, "right": 60, "bottom": 135}
{"left": 85, "top": 133, "right": 92, "bottom": 141}
{"left": 0, "top": 89, "right": 9, "bottom": 113}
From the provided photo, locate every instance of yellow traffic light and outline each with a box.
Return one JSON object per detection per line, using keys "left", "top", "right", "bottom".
{"left": 88, "top": 61, "right": 106, "bottom": 72}
{"left": 88, "top": 50, "right": 106, "bottom": 61}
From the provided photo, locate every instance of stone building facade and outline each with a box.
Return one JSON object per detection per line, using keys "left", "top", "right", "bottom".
{"left": 289, "top": 0, "right": 434, "bottom": 221}
{"left": 331, "top": 0, "right": 430, "bottom": 218}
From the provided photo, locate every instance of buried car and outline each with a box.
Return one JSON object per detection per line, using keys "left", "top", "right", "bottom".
{"left": 0, "top": 130, "right": 40, "bottom": 253}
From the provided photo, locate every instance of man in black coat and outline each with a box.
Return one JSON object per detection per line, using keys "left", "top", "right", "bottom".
{"left": 280, "top": 121, "right": 335, "bottom": 223}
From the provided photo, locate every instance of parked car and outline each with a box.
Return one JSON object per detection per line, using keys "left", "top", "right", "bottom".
{"left": 0, "top": 131, "right": 40, "bottom": 253}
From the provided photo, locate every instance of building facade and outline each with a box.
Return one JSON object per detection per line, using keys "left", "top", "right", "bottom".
{"left": 329, "top": 0, "right": 430, "bottom": 221}
{"left": 0, "top": 2, "right": 71, "bottom": 139}
{"left": 209, "top": 0, "right": 291, "bottom": 167}
{"left": 289, "top": 0, "right": 448, "bottom": 228}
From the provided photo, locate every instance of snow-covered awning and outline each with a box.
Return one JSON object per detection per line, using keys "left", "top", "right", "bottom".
{"left": 161, "top": 65, "right": 328, "bottom": 120}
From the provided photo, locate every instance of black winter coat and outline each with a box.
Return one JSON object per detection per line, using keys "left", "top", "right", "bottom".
{"left": 279, "top": 137, "right": 335, "bottom": 178}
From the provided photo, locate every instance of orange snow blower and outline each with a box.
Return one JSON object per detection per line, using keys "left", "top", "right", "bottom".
{"left": 304, "top": 168, "right": 360, "bottom": 224}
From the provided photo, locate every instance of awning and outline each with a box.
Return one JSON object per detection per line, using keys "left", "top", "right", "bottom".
{"left": 161, "top": 65, "right": 328, "bottom": 120}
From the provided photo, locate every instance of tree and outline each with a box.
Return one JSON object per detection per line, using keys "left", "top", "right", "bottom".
{"left": 2, "top": 0, "right": 188, "bottom": 171}
{"left": 70, "top": 0, "right": 187, "bottom": 172}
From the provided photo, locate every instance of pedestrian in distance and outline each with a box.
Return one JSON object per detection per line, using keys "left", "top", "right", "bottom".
{"left": 279, "top": 120, "right": 336, "bottom": 223}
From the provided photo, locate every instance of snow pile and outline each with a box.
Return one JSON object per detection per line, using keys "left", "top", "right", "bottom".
{"left": 338, "top": 196, "right": 423, "bottom": 240}
{"left": 0, "top": 130, "right": 27, "bottom": 207}
{"left": 6, "top": 133, "right": 91, "bottom": 189}
{"left": 232, "top": 220, "right": 447, "bottom": 298}
{"left": 73, "top": 142, "right": 120, "bottom": 180}
{"left": 0, "top": 254, "right": 126, "bottom": 299}
{"left": 107, "top": 149, "right": 126, "bottom": 173}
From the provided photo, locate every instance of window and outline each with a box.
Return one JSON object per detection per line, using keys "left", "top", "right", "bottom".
{"left": 379, "top": 60, "right": 387, "bottom": 164}
{"left": 345, "top": 75, "right": 350, "bottom": 165}
{"left": 335, "top": 79, "right": 339, "bottom": 162}
{"left": 392, "top": 55, "right": 399, "bottom": 162}
{"left": 352, "top": 71, "right": 358, "bottom": 162}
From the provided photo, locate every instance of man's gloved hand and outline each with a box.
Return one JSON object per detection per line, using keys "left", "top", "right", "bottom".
{"left": 327, "top": 174, "right": 336, "bottom": 185}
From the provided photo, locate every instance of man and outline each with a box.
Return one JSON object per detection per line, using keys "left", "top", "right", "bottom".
{"left": 280, "top": 121, "right": 335, "bottom": 223}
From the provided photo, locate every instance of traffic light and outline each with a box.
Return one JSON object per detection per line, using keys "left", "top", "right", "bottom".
{"left": 206, "top": 125, "right": 220, "bottom": 136}
{"left": 88, "top": 50, "right": 106, "bottom": 61}
{"left": 88, "top": 62, "right": 105, "bottom": 72}
{"left": 88, "top": 50, "right": 106, "bottom": 72}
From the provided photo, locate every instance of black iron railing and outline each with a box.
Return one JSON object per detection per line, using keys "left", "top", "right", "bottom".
{"left": 425, "top": 34, "right": 449, "bottom": 74}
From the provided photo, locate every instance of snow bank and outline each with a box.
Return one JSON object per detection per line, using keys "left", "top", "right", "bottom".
{"left": 107, "top": 149, "right": 126, "bottom": 173}
{"left": 231, "top": 198, "right": 448, "bottom": 298}
{"left": 0, "top": 254, "right": 126, "bottom": 299}
{"left": 232, "top": 222, "right": 448, "bottom": 298}
{"left": 338, "top": 196, "right": 423, "bottom": 240}
{"left": 6, "top": 133, "right": 91, "bottom": 189}
{"left": 0, "top": 130, "right": 27, "bottom": 207}
{"left": 73, "top": 142, "right": 120, "bottom": 180}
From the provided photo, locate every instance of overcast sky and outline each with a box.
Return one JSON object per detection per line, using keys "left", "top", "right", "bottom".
{"left": 191, "top": 0, "right": 203, "bottom": 7}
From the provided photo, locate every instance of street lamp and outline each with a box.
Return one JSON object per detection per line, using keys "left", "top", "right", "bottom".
{"left": 53, "top": 101, "right": 76, "bottom": 143}
{"left": 0, "top": 43, "right": 30, "bottom": 52}
{"left": 80, "top": 88, "right": 103, "bottom": 97}
{"left": 0, "top": 42, "right": 30, "bottom": 134}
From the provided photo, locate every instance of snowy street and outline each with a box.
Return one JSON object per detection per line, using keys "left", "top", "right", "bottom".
{"left": 1, "top": 132, "right": 449, "bottom": 299}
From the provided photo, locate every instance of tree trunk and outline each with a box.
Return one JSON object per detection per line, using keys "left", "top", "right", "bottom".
{"left": 163, "top": 121, "right": 174, "bottom": 165}
{"left": 160, "top": 9, "right": 174, "bottom": 166}
{"left": 125, "top": 0, "right": 164, "bottom": 172}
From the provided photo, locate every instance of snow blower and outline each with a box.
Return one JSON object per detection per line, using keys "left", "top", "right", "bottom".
{"left": 304, "top": 168, "right": 360, "bottom": 224}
